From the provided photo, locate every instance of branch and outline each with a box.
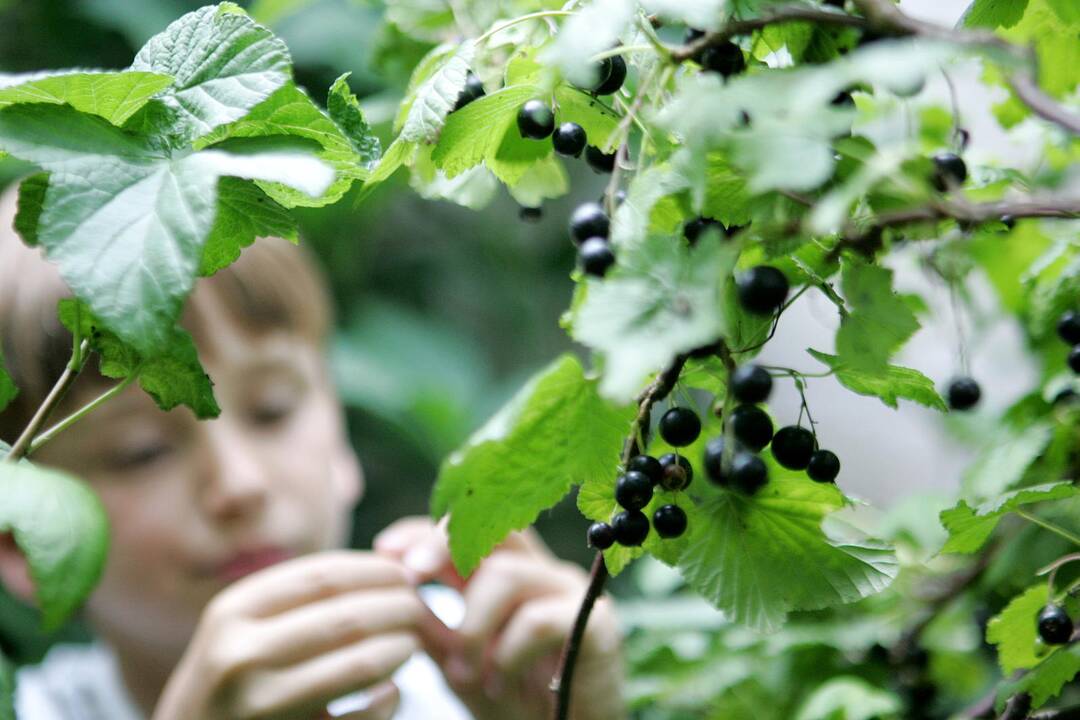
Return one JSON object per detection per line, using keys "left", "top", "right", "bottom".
{"left": 998, "top": 693, "right": 1032, "bottom": 720}
{"left": 1031, "top": 706, "right": 1080, "bottom": 720}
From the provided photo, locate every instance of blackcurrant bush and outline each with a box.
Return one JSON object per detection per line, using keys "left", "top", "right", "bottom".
{"left": 653, "top": 504, "right": 688, "bottom": 539}
{"left": 947, "top": 376, "right": 981, "bottom": 410}
{"left": 730, "top": 364, "right": 773, "bottom": 403}
{"left": 730, "top": 404, "right": 773, "bottom": 452}
{"left": 1058, "top": 310, "right": 1080, "bottom": 344}
{"left": 736, "top": 266, "right": 789, "bottom": 315}
{"left": 585, "top": 145, "right": 617, "bottom": 173}
{"left": 453, "top": 72, "right": 485, "bottom": 111}
{"left": 658, "top": 453, "right": 693, "bottom": 491}
{"left": 703, "top": 436, "right": 728, "bottom": 485}
{"left": 569, "top": 202, "right": 610, "bottom": 242}
{"left": 587, "top": 521, "right": 615, "bottom": 550}
{"left": 627, "top": 454, "right": 663, "bottom": 485}
{"left": 517, "top": 99, "right": 555, "bottom": 140}
{"left": 615, "top": 470, "right": 654, "bottom": 510}
{"left": 613, "top": 509, "right": 649, "bottom": 546}
{"left": 730, "top": 451, "right": 768, "bottom": 494}
{"left": 1037, "top": 604, "right": 1074, "bottom": 645}
{"left": 931, "top": 152, "right": 967, "bottom": 192}
{"left": 553, "top": 122, "right": 587, "bottom": 157}
{"left": 592, "top": 54, "right": 627, "bottom": 95}
{"left": 807, "top": 449, "right": 840, "bottom": 483}
{"left": 684, "top": 216, "right": 723, "bottom": 244}
{"left": 700, "top": 41, "right": 745, "bottom": 77}
{"left": 659, "top": 407, "right": 701, "bottom": 447}
{"left": 772, "top": 426, "right": 816, "bottom": 470}
{"left": 1069, "top": 346, "right": 1080, "bottom": 374}
{"left": 519, "top": 206, "right": 542, "bottom": 222}
{"left": 579, "top": 238, "right": 615, "bottom": 277}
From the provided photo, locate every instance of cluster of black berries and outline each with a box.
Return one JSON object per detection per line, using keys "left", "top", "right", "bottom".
{"left": 587, "top": 407, "right": 701, "bottom": 549}
{"left": 736, "top": 266, "right": 789, "bottom": 316}
{"left": 683, "top": 28, "right": 747, "bottom": 78}
{"left": 704, "top": 364, "right": 841, "bottom": 493}
{"left": 1037, "top": 603, "right": 1075, "bottom": 646}
{"left": 1057, "top": 310, "right": 1080, "bottom": 374}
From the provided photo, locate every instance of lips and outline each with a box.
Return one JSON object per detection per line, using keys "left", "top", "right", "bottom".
{"left": 217, "top": 547, "right": 295, "bottom": 583}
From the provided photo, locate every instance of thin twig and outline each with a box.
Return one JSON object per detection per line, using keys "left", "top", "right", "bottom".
{"left": 27, "top": 369, "right": 142, "bottom": 456}
{"left": 550, "top": 552, "right": 609, "bottom": 720}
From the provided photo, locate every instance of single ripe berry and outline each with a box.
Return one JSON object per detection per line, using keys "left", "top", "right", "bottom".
{"left": 659, "top": 407, "right": 701, "bottom": 447}
{"left": 807, "top": 449, "right": 840, "bottom": 483}
{"left": 1069, "top": 346, "right": 1080, "bottom": 374}
{"left": 592, "top": 55, "right": 627, "bottom": 95}
{"left": 830, "top": 90, "right": 855, "bottom": 108}
{"left": 1001, "top": 215, "right": 1016, "bottom": 229}
{"left": 517, "top": 99, "right": 555, "bottom": 140}
{"left": 569, "top": 202, "right": 610, "bottom": 243}
{"left": 736, "top": 266, "right": 789, "bottom": 315}
{"left": 658, "top": 453, "right": 693, "bottom": 491}
{"left": 1058, "top": 311, "right": 1080, "bottom": 344}
{"left": 613, "top": 510, "right": 649, "bottom": 546}
{"left": 931, "top": 152, "right": 967, "bottom": 192}
{"left": 700, "top": 41, "right": 745, "bottom": 77}
{"left": 730, "top": 364, "right": 772, "bottom": 404}
{"left": 730, "top": 451, "right": 768, "bottom": 494}
{"left": 579, "top": 238, "right": 615, "bottom": 277}
{"left": 684, "top": 27, "right": 705, "bottom": 44}
{"left": 772, "top": 426, "right": 816, "bottom": 470}
{"left": 553, "top": 122, "right": 587, "bottom": 157}
{"left": 653, "top": 504, "right": 688, "bottom": 539}
{"left": 453, "top": 72, "right": 485, "bottom": 111}
{"left": 947, "top": 376, "right": 981, "bottom": 410}
{"left": 585, "top": 145, "right": 617, "bottom": 173}
{"left": 627, "top": 454, "right": 663, "bottom": 485}
{"left": 519, "top": 206, "right": 542, "bottom": 222}
{"left": 703, "top": 436, "right": 729, "bottom": 485}
{"left": 1037, "top": 604, "right": 1074, "bottom": 645}
{"left": 730, "top": 404, "right": 773, "bottom": 452}
{"left": 684, "top": 216, "right": 723, "bottom": 245}
{"left": 587, "top": 521, "right": 615, "bottom": 550}
{"left": 615, "top": 470, "right": 653, "bottom": 511}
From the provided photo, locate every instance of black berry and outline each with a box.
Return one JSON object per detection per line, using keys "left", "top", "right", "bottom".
{"left": 658, "top": 453, "right": 693, "bottom": 491}
{"left": 700, "top": 41, "right": 745, "bottom": 77}
{"left": 613, "top": 510, "right": 649, "bottom": 546}
{"left": 1054, "top": 387, "right": 1078, "bottom": 405}
{"left": 1069, "top": 346, "right": 1080, "bottom": 374}
{"left": 659, "top": 407, "right": 701, "bottom": 447}
{"left": 947, "top": 376, "right": 981, "bottom": 410}
{"left": 730, "top": 364, "right": 772, "bottom": 403}
{"left": 653, "top": 504, "right": 688, "bottom": 539}
{"left": 615, "top": 470, "right": 653, "bottom": 510}
{"left": 730, "top": 404, "right": 773, "bottom": 452}
{"left": 517, "top": 99, "right": 555, "bottom": 140}
{"left": 587, "top": 521, "right": 615, "bottom": 550}
{"left": 830, "top": 90, "right": 855, "bottom": 108}
{"left": 772, "top": 426, "right": 816, "bottom": 470}
{"left": 585, "top": 145, "right": 617, "bottom": 173}
{"left": 931, "top": 152, "right": 967, "bottom": 192}
{"left": 579, "top": 238, "right": 615, "bottom": 277}
{"left": 730, "top": 451, "right": 768, "bottom": 494}
{"left": 824, "top": 0, "right": 845, "bottom": 6}
{"left": 627, "top": 454, "right": 663, "bottom": 485}
{"left": 569, "top": 202, "right": 610, "bottom": 243}
{"left": 736, "top": 266, "right": 789, "bottom": 315}
{"left": 1001, "top": 214, "right": 1016, "bottom": 229}
{"left": 703, "top": 436, "right": 728, "bottom": 485}
{"left": 807, "top": 449, "right": 840, "bottom": 483}
{"left": 592, "top": 55, "right": 627, "bottom": 95}
{"left": 1037, "top": 604, "right": 1074, "bottom": 645}
{"left": 553, "top": 122, "right": 587, "bottom": 157}
{"left": 684, "top": 27, "right": 705, "bottom": 44}
{"left": 519, "top": 206, "right": 542, "bottom": 222}
{"left": 1058, "top": 311, "right": 1080, "bottom": 344}
{"left": 684, "top": 216, "right": 724, "bottom": 244}
{"left": 452, "top": 72, "right": 485, "bottom": 111}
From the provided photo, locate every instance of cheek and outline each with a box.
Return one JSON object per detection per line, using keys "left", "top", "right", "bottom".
{"left": 94, "top": 480, "right": 192, "bottom": 587}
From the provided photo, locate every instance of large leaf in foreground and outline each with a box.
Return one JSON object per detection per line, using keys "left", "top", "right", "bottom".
{"left": 432, "top": 354, "right": 633, "bottom": 576}
{"left": 999, "top": 645, "right": 1080, "bottom": 710}
{"left": 0, "top": 70, "right": 173, "bottom": 125}
{"left": 986, "top": 583, "right": 1048, "bottom": 674}
{"left": 939, "top": 482, "right": 1079, "bottom": 554}
{"left": 678, "top": 478, "right": 898, "bottom": 632}
{"left": 0, "top": 457, "right": 109, "bottom": 632}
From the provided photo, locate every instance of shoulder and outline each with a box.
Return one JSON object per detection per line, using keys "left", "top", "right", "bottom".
{"left": 15, "top": 642, "right": 143, "bottom": 720}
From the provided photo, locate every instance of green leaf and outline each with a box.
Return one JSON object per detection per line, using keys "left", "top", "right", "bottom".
{"left": 701, "top": 154, "right": 752, "bottom": 228}
{"left": 0, "top": 459, "right": 109, "bottom": 631}
{"left": 997, "top": 0, "right": 1079, "bottom": 97}
{"left": 539, "top": 0, "right": 636, "bottom": 87}
{"left": 130, "top": 3, "right": 291, "bottom": 144}
{"left": 553, "top": 85, "right": 620, "bottom": 153}
{"left": 678, "top": 478, "right": 898, "bottom": 632}
{"left": 940, "top": 482, "right": 1079, "bottom": 554}
{"left": 807, "top": 349, "right": 946, "bottom": 411}
{"left": 835, "top": 263, "right": 919, "bottom": 374}
{"left": 987, "top": 584, "right": 1048, "bottom": 673}
{"left": 1000, "top": 645, "right": 1080, "bottom": 710}
{"left": 0, "top": 649, "right": 12, "bottom": 720}
{"left": 795, "top": 676, "right": 901, "bottom": 720}
{"left": 432, "top": 354, "right": 633, "bottom": 576}
{"left": 400, "top": 42, "right": 474, "bottom": 144}
{"left": 504, "top": 154, "right": 568, "bottom": 206}
{"left": 0, "top": 70, "right": 174, "bottom": 125}
{"left": 961, "top": 0, "right": 1029, "bottom": 28}
{"left": 641, "top": 0, "right": 725, "bottom": 29}
{"left": 0, "top": 103, "right": 330, "bottom": 356}
{"left": 610, "top": 162, "right": 691, "bottom": 248}
{"left": 12, "top": 172, "right": 47, "bottom": 247}
{"left": 199, "top": 177, "right": 297, "bottom": 276}
{"left": 432, "top": 84, "right": 538, "bottom": 179}
{"left": 58, "top": 299, "right": 220, "bottom": 418}
{"left": 570, "top": 233, "right": 735, "bottom": 402}
{"left": 327, "top": 73, "right": 380, "bottom": 169}
{"left": 961, "top": 422, "right": 1054, "bottom": 500}
{"left": 0, "top": 346, "right": 16, "bottom": 413}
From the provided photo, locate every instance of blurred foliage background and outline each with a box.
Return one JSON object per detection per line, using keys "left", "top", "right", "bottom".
{"left": 0, "top": 0, "right": 620, "bottom": 663}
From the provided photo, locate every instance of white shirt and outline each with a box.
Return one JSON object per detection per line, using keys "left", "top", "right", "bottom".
{"left": 15, "top": 585, "right": 474, "bottom": 720}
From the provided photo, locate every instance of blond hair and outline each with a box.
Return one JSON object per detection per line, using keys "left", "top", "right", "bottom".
{"left": 0, "top": 182, "right": 334, "bottom": 443}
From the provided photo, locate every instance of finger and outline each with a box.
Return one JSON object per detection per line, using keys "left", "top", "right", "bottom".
{"left": 327, "top": 681, "right": 400, "bottom": 720}
{"left": 235, "top": 633, "right": 419, "bottom": 719}
{"left": 372, "top": 516, "right": 442, "bottom": 556}
{"left": 490, "top": 595, "right": 578, "bottom": 676}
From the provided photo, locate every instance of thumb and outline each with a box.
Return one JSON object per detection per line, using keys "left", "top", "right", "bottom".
{"left": 326, "top": 681, "right": 400, "bottom": 720}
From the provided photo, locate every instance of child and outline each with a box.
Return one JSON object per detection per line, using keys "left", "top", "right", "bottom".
{"left": 0, "top": 185, "right": 626, "bottom": 720}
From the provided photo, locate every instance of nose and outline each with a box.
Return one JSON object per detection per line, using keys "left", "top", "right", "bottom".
{"left": 197, "top": 417, "right": 269, "bottom": 524}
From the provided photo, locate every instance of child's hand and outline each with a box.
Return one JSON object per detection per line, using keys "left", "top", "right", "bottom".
{"left": 375, "top": 517, "right": 627, "bottom": 720}
{"left": 151, "top": 551, "right": 449, "bottom": 720}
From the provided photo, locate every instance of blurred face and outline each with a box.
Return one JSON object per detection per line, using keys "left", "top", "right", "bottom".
{"left": 29, "top": 290, "right": 363, "bottom": 656}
